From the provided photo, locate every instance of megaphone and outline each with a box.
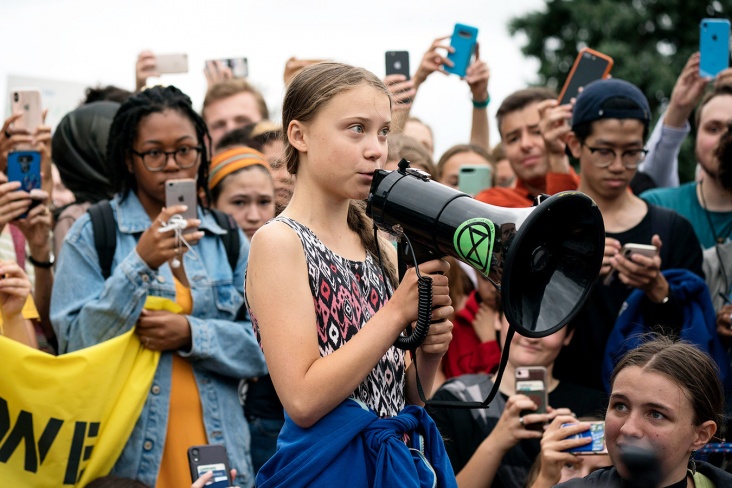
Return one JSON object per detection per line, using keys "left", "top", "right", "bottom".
{"left": 366, "top": 160, "right": 604, "bottom": 345}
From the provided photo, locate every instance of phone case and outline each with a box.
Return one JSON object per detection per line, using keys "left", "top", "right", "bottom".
{"left": 188, "top": 444, "right": 232, "bottom": 488}
{"left": 700, "top": 19, "right": 731, "bottom": 78}
{"left": 165, "top": 179, "right": 198, "bottom": 229}
{"left": 224, "top": 57, "right": 248, "bottom": 78}
{"left": 385, "top": 51, "right": 410, "bottom": 79}
{"left": 557, "top": 48, "right": 614, "bottom": 105}
{"left": 7, "top": 151, "right": 41, "bottom": 219}
{"left": 156, "top": 53, "right": 189, "bottom": 74}
{"left": 9, "top": 88, "right": 43, "bottom": 143}
{"left": 458, "top": 165, "right": 493, "bottom": 196}
{"left": 621, "top": 243, "right": 658, "bottom": 258}
{"left": 563, "top": 421, "right": 607, "bottom": 454}
{"left": 516, "top": 366, "right": 547, "bottom": 430}
{"left": 445, "top": 24, "right": 479, "bottom": 77}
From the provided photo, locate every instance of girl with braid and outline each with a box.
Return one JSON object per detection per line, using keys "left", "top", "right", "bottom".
{"left": 246, "top": 62, "right": 457, "bottom": 486}
{"left": 51, "top": 85, "right": 266, "bottom": 488}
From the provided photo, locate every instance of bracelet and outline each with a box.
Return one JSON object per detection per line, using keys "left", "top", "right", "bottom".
{"left": 472, "top": 95, "right": 490, "bottom": 109}
{"left": 28, "top": 253, "right": 54, "bottom": 269}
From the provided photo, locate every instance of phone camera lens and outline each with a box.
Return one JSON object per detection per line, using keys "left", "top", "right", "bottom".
{"left": 13, "top": 93, "right": 18, "bottom": 102}
{"left": 712, "top": 34, "right": 718, "bottom": 41}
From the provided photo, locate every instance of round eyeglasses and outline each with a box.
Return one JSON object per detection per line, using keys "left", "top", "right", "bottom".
{"left": 131, "top": 146, "right": 202, "bottom": 172}
{"left": 583, "top": 144, "right": 648, "bottom": 169}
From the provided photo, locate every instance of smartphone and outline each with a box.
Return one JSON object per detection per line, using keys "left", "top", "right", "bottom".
{"left": 602, "top": 242, "right": 658, "bottom": 286}
{"left": 156, "top": 53, "right": 189, "bottom": 74}
{"left": 165, "top": 178, "right": 198, "bottom": 232}
{"left": 385, "top": 51, "right": 410, "bottom": 79}
{"left": 10, "top": 88, "right": 42, "bottom": 150}
{"left": 563, "top": 421, "right": 608, "bottom": 454}
{"left": 515, "top": 366, "right": 547, "bottom": 431}
{"left": 700, "top": 19, "right": 731, "bottom": 78}
{"left": 7, "top": 151, "right": 41, "bottom": 219}
{"left": 445, "top": 23, "right": 479, "bottom": 77}
{"left": 458, "top": 165, "right": 493, "bottom": 196}
{"left": 188, "top": 444, "right": 232, "bottom": 488}
{"left": 208, "top": 57, "right": 249, "bottom": 78}
{"left": 557, "top": 48, "right": 614, "bottom": 106}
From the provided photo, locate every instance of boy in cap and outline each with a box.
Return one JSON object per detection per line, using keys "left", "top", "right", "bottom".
{"left": 553, "top": 78, "right": 704, "bottom": 391}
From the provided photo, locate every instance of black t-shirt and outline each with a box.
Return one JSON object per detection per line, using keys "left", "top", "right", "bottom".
{"left": 554, "top": 204, "right": 703, "bottom": 391}
{"left": 428, "top": 377, "right": 608, "bottom": 488}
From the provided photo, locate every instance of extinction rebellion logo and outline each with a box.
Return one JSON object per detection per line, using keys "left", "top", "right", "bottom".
{"left": 453, "top": 218, "right": 495, "bottom": 275}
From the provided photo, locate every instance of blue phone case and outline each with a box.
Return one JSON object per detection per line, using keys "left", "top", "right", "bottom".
{"left": 7, "top": 151, "right": 41, "bottom": 193}
{"left": 700, "top": 19, "right": 731, "bottom": 78}
{"left": 7, "top": 151, "right": 41, "bottom": 219}
{"left": 445, "top": 23, "right": 479, "bottom": 77}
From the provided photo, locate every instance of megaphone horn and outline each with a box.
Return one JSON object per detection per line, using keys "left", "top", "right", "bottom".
{"left": 366, "top": 160, "right": 604, "bottom": 345}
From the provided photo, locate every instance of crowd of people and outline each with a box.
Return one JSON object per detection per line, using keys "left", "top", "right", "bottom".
{"left": 3, "top": 30, "right": 732, "bottom": 488}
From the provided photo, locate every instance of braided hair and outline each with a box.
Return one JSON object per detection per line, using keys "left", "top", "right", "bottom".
{"left": 107, "top": 85, "right": 212, "bottom": 206}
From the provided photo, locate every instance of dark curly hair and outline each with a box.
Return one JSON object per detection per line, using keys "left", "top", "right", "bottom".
{"left": 107, "top": 85, "right": 212, "bottom": 206}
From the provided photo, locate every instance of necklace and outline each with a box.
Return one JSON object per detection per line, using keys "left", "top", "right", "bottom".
{"left": 699, "top": 179, "right": 732, "bottom": 245}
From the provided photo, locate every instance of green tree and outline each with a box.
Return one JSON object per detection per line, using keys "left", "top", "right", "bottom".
{"left": 509, "top": 0, "right": 727, "bottom": 182}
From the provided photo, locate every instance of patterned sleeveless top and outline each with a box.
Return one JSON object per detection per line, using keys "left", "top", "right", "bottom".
{"left": 250, "top": 216, "right": 405, "bottom": 417}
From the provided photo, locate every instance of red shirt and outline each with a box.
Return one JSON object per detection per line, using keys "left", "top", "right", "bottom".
{"left": 442, "top": 290, "right": 501, "bottom": 379}
{"left": 475, "top": 169, "right": 580, "bottom": 208}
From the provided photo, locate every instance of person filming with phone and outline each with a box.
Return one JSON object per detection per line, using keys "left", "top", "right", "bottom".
{"left": 51, "top": 85, "right": 267, "bottom": 488}
{"left": 553, "top": 79, "right": 718, "bottom": 393}
{"left": 429, "top": 317, "right": 607, "bottom": 488}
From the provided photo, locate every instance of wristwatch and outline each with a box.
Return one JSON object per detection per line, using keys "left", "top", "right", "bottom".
{"left": 28, "top": 253, "right": 55, "bottom": 269}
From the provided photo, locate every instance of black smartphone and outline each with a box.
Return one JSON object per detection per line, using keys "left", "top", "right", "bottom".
{"left": 557, "top": 48, "right": 614, "bottom": 106}
{"left": 385, "top": 51, "right": 410, "bottom": 79}
{"left": 515, "top": 366, "right": 547, "bottom": 431}
{"left": 188, "top": 444, "right": 232, "bottom": 488}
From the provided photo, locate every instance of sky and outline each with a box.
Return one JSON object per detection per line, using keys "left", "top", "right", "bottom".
{"left": 1, "top": 0, "right": 545, "bottom": 159}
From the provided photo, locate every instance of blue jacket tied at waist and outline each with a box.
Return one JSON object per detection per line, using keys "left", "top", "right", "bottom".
{"left": 256, "top": 399, "right": 457, "bottom": 488}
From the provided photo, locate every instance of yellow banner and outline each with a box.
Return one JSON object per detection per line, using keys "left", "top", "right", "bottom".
{"left": 0, "top": 330, "right": 159, "bottom": 486}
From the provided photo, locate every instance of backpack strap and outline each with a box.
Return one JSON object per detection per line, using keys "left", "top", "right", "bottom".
{"left": 88, "top": 200, "right": 116, "bottom": 280}
{"left": 210, "top": 209, "right": 240, "bottom": 274}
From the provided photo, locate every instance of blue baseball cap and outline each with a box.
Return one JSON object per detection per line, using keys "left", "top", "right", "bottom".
{"left": 571, "top": 78, "right": 651, "bottom": 130}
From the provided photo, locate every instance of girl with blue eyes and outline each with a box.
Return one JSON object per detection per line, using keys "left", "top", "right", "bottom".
{"left": 558, "top": 336, "right": 732, "bottom": 488}
{"left": 245, "top": 62, "right": 456, "bottom": 486}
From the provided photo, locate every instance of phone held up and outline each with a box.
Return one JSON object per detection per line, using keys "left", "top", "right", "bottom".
{"left": 385, "top": 51, "right": 412, "bottom": 105}
{"left": 563, "top": 421, "right": 608, "bottom": 455}
{"left": 155, "top": 53, "right": 189, "bottom": 74}
{"left": 458, "top": 164, "right": 493, "bottom": 196}
{"left": 699, "top": 18, "right": 731, "bottom": 78}
{"left": 557, "top": 48, "right": 614, "bottom": 106}
{"left": 188, "top": 444, "right": 232, "bottom": 488}
{"left": 7, "top": 150, "right": 41, "bottom": 220}
{"left": 602, "top": 242, "right": 658, "bottom": 286}
{"left": 207, "top": 57, "right": 249, "bottom": 79}
{"left": 165, "top": 178, "right": 198, "bottom": 233}
{"left": 9, "top": 88, "right": 43, "bottom": 150}
{"left": 444, "top": 23, "right": 479, "bottom": 78}
{"left": 515, "top": 366, "right": 547, "bottom": 432}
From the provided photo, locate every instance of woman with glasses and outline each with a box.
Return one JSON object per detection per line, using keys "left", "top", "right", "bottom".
{"left": 51, "top": 86, "right": 267, "bottom": 488}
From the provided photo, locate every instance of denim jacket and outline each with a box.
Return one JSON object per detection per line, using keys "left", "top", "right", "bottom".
{"left": 51, "top": 192, "right": 267, "bottom": 488}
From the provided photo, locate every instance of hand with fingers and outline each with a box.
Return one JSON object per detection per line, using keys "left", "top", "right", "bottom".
{"left": 136, "top": 205, "right": 203, "bottom": 270}
{"left": 488, "top": 394, "right": 548, "bottom": 453}
{"left": 413, "top": 35, "right": 454, "bottom": 89}
{"left": 13, "top": 189, "right": 53, "bottom": 257}
{"left": 531, "top": 415, "right": 593, "bottom": 488}
{"left": 537, "top": 99, "right": 573, "bottom": 157}
{"left": 665, "top": 52, "right": 712, "bottom": 128}
{"left": 0, "top": 114, "right": 32, "bottom": 172}
{"left": 0, "top": 260, "right": 33, "bottom": 318}
{"left": 464, "top": 43, "right": 490, "bottom": 103}
{"left": 715, "top": 304, "right": 732, "bottom": 340}
{"left": 136, "top": 308, "right": 192, "bottom": 351}
{"left": 191, "top": 469, "right": 239, "bottom": 488}
{"left": 611, "top": 235, "right": 669, "bottom": 303}
{"left": 601, "top": 237, "right": 622, "bottom": 278}
{"left": 384, "top": 74, "right": 416, "bottom": 113}
{"left": 0, "top": 172, "right": 33, "bottom": 229}
{"left": 135, "top": 50, "right": 158, "bottom": 92}
{"left": 204, "top": 60, "right": 234, "bottom": 88}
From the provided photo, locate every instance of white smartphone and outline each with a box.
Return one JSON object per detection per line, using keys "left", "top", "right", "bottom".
{"left": 10, "top": 88, "right": 42, "bottom": 150}
{"left": 156, "top": 53, "right": 189, "bottom": 74}
{"left": 165, "top": 178, "right": 197, "bottom": 233}
{"left": 603, "top": 242, "right": 658, "bottom": 286}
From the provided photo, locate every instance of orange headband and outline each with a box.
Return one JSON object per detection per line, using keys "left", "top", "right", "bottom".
{"left": 208, "top": 146, "right": 270, "bottom": 190}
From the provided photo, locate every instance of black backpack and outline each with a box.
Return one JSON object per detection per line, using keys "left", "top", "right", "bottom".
{"left": 87, "top": 200, "right": 240, "bottom": 280}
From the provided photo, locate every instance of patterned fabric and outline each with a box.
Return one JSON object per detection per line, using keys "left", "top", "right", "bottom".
{"left": 253, "top": 216, "right": 405, "bottom": 417}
